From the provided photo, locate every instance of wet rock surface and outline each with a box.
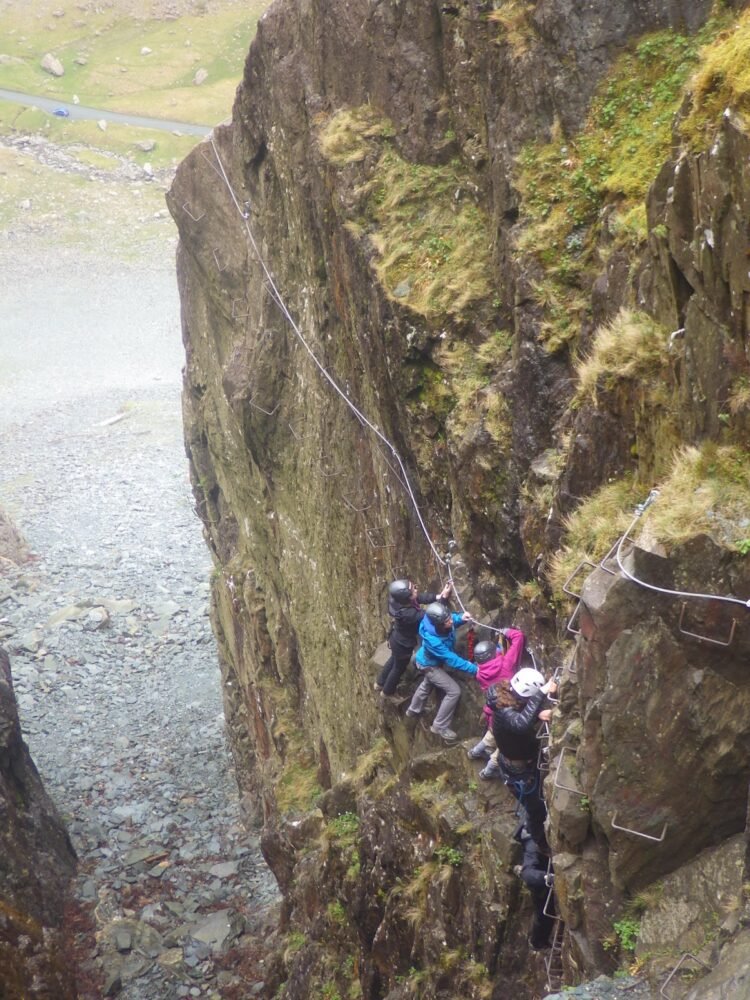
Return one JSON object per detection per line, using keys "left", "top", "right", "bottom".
{"left": 0, "top": 241, "right": 278, "bottom": 998}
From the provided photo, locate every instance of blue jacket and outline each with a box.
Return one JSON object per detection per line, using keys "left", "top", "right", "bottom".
{"left": 415, "top": 614, "right": 477, "bottom": 675}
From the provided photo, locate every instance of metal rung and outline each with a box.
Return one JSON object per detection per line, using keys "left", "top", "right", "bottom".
{"left": 598, "top": 537, "right": 620, "bottom": 576}
{"left": 543, "top": 859, "right": 556, "bottom": 918}
{"left": 366, "top": 527, "right": 394, "bottom": 550}
{"left": 212, "top": 248, "right": 227, "bottom": 272}
{"left": 543, "top": 919, "right": 564, "bottom": 991}
{"left": 678, "top": 603, "right": 737, "bottom": 648}
{"left": 231, "top": 299, "right": 249, "bottom": 321}
{"left": 546, "top": 665, "right": 562, "bottom": 703}
{"left": 182, "top": 202, "right": 205, "bottom": 221}
{"left": 562, "top": 560, "right": 597, "bottom": 599}
{"left": 552, "top": 745, "right": 586, "bottom": 797}
{"left": 248, "top": 395, "right": 280, "bottom": 417}
{"left": 342, "top": 496, "right": 372, "bottom": 513}
{"left": 660, "top": 953, "right": 710, "bottom": 999}
{"left": 611, "top": 811, "right": 668, "bottom": 843}
{"left": 566, "top": 600, "right": 582, "bottom": 636}
{"left": 536, "top": 721, "right": 550, "bottom": 741}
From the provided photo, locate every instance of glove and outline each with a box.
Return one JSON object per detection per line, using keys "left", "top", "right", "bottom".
{"left": 485, "top": 684, "right": 498, "bottom": 710}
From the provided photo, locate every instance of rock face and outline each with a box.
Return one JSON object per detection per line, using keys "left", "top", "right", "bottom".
{"left": 168, "top": 0, "right": 750, "bottom": 996}
{"left": 0, "top": 648, "right": 77, "bottom": 998}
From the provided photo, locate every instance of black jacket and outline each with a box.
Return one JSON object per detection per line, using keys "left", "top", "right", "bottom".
{"left": 388, "top": 591, "right": 437, "bottom": 652}
{"left": 491, "top": 688, "right": 546, "bottom": 762}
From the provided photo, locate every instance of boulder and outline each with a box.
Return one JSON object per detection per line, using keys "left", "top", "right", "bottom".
{"left": 40, "top": 53, "right": 64, "bottom": 77}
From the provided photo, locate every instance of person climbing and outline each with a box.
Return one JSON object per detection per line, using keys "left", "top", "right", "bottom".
{"left": 405, "top": 601, "right": 476, "bottom": 744}
{"left": 375, "top": 578, "right": 453, "bottom": 696}
{"left": 514, "top": 823, "right": 556, "bottom": 950}
{"left": 467, "top": 627, "right": 526, "bottom": 764}
{"left": 484, "top": 669, "right": 557, "bottom": 847}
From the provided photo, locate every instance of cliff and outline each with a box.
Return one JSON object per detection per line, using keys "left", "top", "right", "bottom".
{"left": 0, "top": 644, "right": 77, "bottom": 998}
{"left": 167, "top": 1, "right": 750, "bottom": 997}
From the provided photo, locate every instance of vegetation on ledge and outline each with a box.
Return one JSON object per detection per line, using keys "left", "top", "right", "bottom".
{"left": 550, "top": 442, "right": 750, "bottom": 593}
{"left": 319, "top": 106, "right": 493, "bottom": 319}
{"left": 514, "top": 9, "right": 734, "bottom": 353}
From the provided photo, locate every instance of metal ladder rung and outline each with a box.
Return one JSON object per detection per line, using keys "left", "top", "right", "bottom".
{"left": 552, "top": 745, "right": 586, "bottom": 797}
{"left": 660, "top": 953, "right": 710, "bottom": 998}
{"left": 566, "top": 600, "right": 583, "bottom": 636}
{"left": 562, "top": 559, "right": 597, "bottom": 599}
{"left": 611, "top": 811, "right": 668, "bottom": 843}
{"left": 678, "top": 603, "right": 737, "bottom": 648}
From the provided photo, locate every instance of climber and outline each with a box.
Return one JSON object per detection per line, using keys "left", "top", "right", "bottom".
{"left": 405, "top": 601, "right": 476, "bottom": 744}
{"left": 514, "top": 823, "right": 556, "bottom": 951}
{"left": 467, "top": 627, "right": 526, "bottom": 764}
{"left": 484, "top": 669, "right": 557, "bottom": 847}
{"left": 375, "top": 578, "right": 453, "bottom": 697}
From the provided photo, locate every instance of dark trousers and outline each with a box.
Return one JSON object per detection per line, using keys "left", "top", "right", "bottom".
{"left": 500, "top": 761, "right": 548, "bottom": 849}
{"left": 377, "top": 646, "right": 413, "bottom": 695}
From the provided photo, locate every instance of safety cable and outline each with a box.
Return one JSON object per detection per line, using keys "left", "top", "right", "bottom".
{"left": 206, "top": 137, "right": 447, "bottom": 568}
{"left": 204, "top": 136, "right": 553, "bottom": 656}
{"left": 615, "top": 489, "right": 750, "bottom": 609}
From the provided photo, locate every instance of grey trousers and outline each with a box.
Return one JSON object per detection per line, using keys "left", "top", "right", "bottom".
{"left": 408, "top": 666, "right": 461, "bottom": 731}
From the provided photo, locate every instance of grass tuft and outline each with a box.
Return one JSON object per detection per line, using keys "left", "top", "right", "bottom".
{"left": 682, "top": 10, "right": 750, "bottom": 147}
{"left": 487, "top": 1, "right": 536, "bottom": 56}
{"left": 319, "top": 107, "right": 493, "bottom": 319}
{"left": 574, "top": 309, "right": 669, "bottom": 405}
{"left": 550, "top": 442, "right": 750, "bottom": 594}
{"left": 515, "top": 10, "right": 735, "bottom": 351}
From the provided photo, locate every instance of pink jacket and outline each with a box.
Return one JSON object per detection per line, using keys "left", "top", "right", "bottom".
{"left": 476, "top": 627, "right": 525, "bottom": 725}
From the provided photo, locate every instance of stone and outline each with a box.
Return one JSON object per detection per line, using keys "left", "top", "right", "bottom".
{"left": 193, "top": 68, "right": 208, "bottom": 86}
{"left": 208, "top": 860, "right": 239, "bottom": 878}
{"left": 141, "top": 47, "right": 152, "bottom": 55}
{"left": 186, "top": 909, "right": 245, "bottom": 954}
{"left": 136, "top": 140, "right": 156, "bottom": 153}
{"left": 40, "top": 52, "right": 64, "bottom": 77}
{"left": 98, "top": 120, "right": 107, "bottom": 132}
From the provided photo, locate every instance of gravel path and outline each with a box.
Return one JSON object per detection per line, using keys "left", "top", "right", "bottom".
{"left": 0, "top": 236, "right": 278, "bottom": 998}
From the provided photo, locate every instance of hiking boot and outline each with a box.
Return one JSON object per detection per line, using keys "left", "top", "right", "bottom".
{"left": 479, "top": 759, "right": 503, "bottom": 780}
{"left": 405, "top": 708, "right": 421, "bottom": 718}
{"left": 430, "top": 724, "right": 457, "bottom": 743}
{"left": 467, "top": 740, "right": 491, "bottom": 761}
{"left": 373, "top": 682, "right": 383, "bottom": 692}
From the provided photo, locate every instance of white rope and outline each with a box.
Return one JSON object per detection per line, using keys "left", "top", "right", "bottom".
{"left": 203, "top": 136, "right": 539, "bottom": 649}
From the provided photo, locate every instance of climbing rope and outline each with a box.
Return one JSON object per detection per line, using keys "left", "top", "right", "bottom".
{"left": 202, "top": 136, "right": 548, "bottom": 654}
{"left": 615, "top": 489, "right": 750, "bottom": 610}
{"left": 206, "top": 136, "right": 447, "bottom": 568}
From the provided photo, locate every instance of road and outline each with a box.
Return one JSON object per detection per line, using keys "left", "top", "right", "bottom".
{"left": 0, "top": 86, "right": 213, "bottom": 136}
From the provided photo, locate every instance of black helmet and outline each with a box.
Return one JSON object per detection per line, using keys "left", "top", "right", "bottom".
{"left": 425, "top": 602, "right": 451, "bottom": 627}
{"left": 474, "top": 640, "right": 497, "bottom": 664}
{"left": 389, "top": 579, "right": 412, "bottom": 604}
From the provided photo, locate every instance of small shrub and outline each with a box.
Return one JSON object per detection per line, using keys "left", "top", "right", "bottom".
{"left": 327, "top": 900, "right": 347, "bottom": 925}
{"left": 328, "top": 812, "right": 360, "bottom": 840}
{"left": 574, "top": 309, "right": 669, "bottom": 405}
{"left": 434, "top": 844, "right": 464, "bottom": 868}
{"left": 613, "top": 916, "right": 640, "bottom": 953}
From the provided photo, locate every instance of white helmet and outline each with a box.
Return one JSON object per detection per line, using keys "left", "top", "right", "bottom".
{"left": 510, "top": 668, "right": 545, "bottom": 699}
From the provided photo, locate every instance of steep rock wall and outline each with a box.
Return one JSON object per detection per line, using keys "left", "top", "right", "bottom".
{"left": 168, "top": 0, "right": 750, "bottom": 996}
{"left": 0, "top": 648, "right": 77, "bottom": 998}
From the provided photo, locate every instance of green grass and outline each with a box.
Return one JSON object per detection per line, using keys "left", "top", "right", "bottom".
{"left": 0, "top": 0, "right": 269, "bottom": 125}
{"left": 574, "top": 309, "right": 670, "bottom": 405}
{"left": 515, "top": 9, "right": 735, "bottom": 352}
{"left": 682, "top": 9, "right": 750, "bottom": 147}
{"left": 319, "top": 106, "right": 493, "bottom": 319}
{"left": 550, "top": 442, "right": 750, "bottom": 594}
